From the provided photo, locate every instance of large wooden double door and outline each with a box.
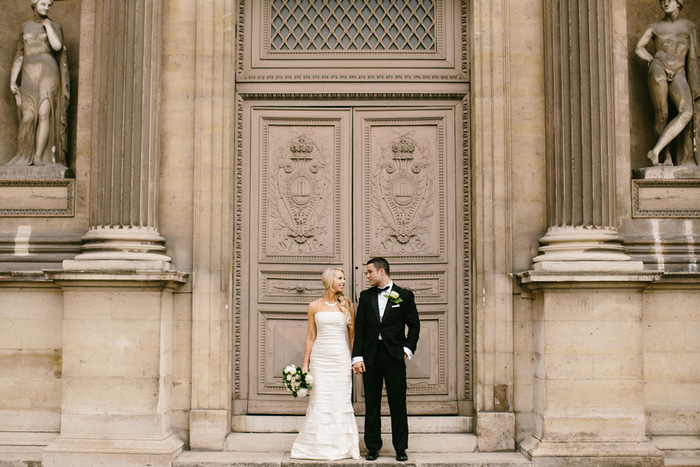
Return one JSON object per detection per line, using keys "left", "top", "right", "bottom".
{"left": 246, "top": 105, "right": 467, "bottom": 415}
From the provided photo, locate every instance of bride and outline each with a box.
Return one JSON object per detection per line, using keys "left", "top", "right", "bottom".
{"left": 290, "top": 268, "right": 361, "bottom": 460}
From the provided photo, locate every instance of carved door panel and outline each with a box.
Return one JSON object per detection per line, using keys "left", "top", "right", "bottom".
{"left": 353, "top": 108, "right": 458, "bottom": 414}
{"left": 247, "top": 108, "right": 353, "bottom": 414}
{"left": 247, "top": 106, "right": 461, "bottom": 415}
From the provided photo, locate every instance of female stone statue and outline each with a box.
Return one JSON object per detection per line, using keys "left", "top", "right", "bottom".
{"left": 6, "top": 0, "right": 69, "bottom": 167}
{"left": 636, "top": 0, "right": 700, "bottom": 167}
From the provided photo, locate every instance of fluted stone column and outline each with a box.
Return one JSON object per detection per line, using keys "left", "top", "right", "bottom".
{"left": 65, "top": 0, "right": 171, "bottom": 270}
{"left": 533, "top": 0, "right": 640, "bottom": 271}
{"left": 43, "top": 2, "right": 185, "bottom": 466}
{"left": 519, "top": 2, "right": 663, "bottom": 465}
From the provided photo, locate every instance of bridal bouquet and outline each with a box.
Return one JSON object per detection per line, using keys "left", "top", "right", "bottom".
{"left": 282, "top": 365, "right": 313, "bottom": 398}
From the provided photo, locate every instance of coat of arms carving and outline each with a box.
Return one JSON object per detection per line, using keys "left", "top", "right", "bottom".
{"left": 268, "top": 134, "right": 332, "bottom": 254}
{"left": 373, "top": 135, "right": 436, "bottom": 253}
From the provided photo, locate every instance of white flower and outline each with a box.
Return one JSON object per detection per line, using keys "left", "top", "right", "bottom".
{"left": 285, "top": 365, "right": 296, "bottom": 374}
{"left": 389, "top": 291, "right": 400, "bottom": 299}
{"left": 305, "top": 374, "right": 313, "bottom": 384}
{"left": 286, "top": 374, "right": 292, "bottom": 381}
{"left": 297, "top": 388, "right": 308, "bottom": 398}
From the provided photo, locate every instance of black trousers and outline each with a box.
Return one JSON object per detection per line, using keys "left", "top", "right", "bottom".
{"left": 362, "top": 340, "right": 408, "bottom": 452}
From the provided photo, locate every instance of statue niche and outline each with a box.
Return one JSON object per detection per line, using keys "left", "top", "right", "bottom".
{"left": 635, "top": 0, "right": 700, "bottom": 178}
{"left": 2, "top": 0, "right": 70, "bottom": 179}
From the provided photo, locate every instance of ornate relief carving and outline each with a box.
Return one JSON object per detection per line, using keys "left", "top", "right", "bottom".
{"left": 260, "top": 271, "right": 326, "bottom": 303}
{"left": 387, "top": 271, "right": 447, "bottom": 304}
{"left": 368, "top": 127, "right": 443, "bottom": 257}
{"left": 263, "top": 125, "right": 338, "bottom": 259}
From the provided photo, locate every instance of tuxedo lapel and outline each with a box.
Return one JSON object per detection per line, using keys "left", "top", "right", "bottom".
{"left": 371, "top": 286, "right": 380, "bottom": 323}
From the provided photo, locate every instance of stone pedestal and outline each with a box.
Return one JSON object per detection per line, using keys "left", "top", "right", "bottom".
{"left": 519, "top": 271, "right": 664, "bottom": 467}
{"left": 477, "top": 412, "right": 515, "bottom": 452}
{"left": 42, "top": 270, "right": 187, "bottom": 467}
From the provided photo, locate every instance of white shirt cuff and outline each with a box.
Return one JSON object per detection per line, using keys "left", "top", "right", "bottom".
{"left": 352, "top": 356, "right": 364, "bottom": 365}
{"left": 403, "top": 347, "right": 413, "bottom": 360}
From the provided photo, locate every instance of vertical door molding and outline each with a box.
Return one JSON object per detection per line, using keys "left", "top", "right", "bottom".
{"left": 189, "top": 0, "right": 236, "bottom": 451}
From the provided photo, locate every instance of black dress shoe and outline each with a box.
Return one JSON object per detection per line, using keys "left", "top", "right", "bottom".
{"left": 366, "top": 450, "right": 379, "bottom": 461}
{"left": 396, "top": 451, "right": 408, "bottom": 462}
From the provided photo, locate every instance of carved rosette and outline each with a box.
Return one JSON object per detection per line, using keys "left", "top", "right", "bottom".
{"left": 373, "top": 135, "right": 435, "bottom": 253}
{"left": 268, "top": 135, "right": 331, "bottom": 254}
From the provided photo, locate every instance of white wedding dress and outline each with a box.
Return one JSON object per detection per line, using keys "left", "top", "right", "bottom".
{"left": 290, "top": 310, "right": 360, "bottom": 460}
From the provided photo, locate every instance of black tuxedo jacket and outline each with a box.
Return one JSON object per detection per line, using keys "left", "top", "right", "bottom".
{"left": 352, "top": 284, "right": 420, "bottom": 364}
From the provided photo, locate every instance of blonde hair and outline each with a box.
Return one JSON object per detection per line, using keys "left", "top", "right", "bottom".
{"left": 321, "top": 267, "right": 352, "bottom": 326}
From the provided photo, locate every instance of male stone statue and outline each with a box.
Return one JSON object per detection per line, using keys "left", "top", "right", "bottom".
{"left": 636, "top": 0, "right": 700, "bottom": 167}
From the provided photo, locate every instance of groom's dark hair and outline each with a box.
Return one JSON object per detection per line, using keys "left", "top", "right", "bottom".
{"left": 367, "top": 257, "right": 390, "bottom": 276}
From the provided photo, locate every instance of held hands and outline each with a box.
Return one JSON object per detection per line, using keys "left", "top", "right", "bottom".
{"left": 301, "top": 364, "right": 309, "bottom": 374}
{"left": 352, "top": 361, "right": 365, "bottom": 375}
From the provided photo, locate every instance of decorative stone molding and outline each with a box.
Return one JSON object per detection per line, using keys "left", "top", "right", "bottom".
{"left": 0, "top": 179, "right": 74, "bottom": 217}
{"left": 632, "top": 180, "right": 700, "bottom": 218}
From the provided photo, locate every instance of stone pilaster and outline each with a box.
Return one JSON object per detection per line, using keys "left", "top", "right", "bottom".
{"left": 533, "top": 0, "right": 640, "bottom": 271}
{"left": 188, "top": 0, "right": 235, "bottom": 450}
{"left": 472, "top": 0, "right": 516, "bottom": 451}
{"left": 65, "top": 0, "right": 170, "bottom": 269}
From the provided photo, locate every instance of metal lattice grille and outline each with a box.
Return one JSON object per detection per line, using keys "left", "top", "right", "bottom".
{"left": 270, "top": 0, "right": 436, "bottom": 51}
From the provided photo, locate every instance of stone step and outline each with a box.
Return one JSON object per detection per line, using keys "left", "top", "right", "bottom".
{"left": 173, "top": 451, "right": 532, "bottom": 467}
{"left": 225, "top": 433, "right": 477, "bottom": 454}
{"left": 232, "top": 416, "right": 473, "bottom": 434}
{"left": 665, "top": 452, "right": 700, "bottom": 467}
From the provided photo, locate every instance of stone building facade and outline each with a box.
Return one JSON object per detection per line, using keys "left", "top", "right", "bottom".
{"left": 0, "top": 1, "right": 699, "bottom": 466}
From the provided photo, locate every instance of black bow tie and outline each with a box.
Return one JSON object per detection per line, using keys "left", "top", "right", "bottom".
{"left": 379, "top": 285, "right": 391, "bottom": 292}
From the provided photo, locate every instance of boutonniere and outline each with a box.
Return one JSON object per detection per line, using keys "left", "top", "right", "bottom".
{"left": 384, "top": 290, "right": 403, "bottom": 304}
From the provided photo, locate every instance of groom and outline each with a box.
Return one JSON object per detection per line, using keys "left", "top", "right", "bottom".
{"left": 352, "top": 257, "right": 420, "bottom": 462}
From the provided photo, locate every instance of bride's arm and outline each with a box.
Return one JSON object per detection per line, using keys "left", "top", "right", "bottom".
{"left": 301, "top": 304, "right": 317, "bottom": 373}
{"left": 347, "top": 304, "right": 355, "bottom": 348}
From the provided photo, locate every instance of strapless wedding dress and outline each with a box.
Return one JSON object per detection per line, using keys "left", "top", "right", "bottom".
{"left": 290, "top": 310, "right": 360, "bottom": 460}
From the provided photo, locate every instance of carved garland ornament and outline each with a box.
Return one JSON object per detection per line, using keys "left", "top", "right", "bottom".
{"left": 373, "top": 135, "right": 435, "bottom": 253}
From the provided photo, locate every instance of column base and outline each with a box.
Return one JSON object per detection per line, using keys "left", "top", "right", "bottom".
{"left": 520, "top": 435, "right": 664, "bottom": 467}
{"left": 533, "top": 226, "right": 642, "bottom": 271}
{"left": 189, "top": 409, "right": 231, "bottom": 451}
{"left": 476, "top": 412, "right": 515, "bottom": 452}
{"left": 42, "top": 432, "right": 183, "bottom": 467}
{"left": 72, "top": 226, "right": 172, "bottom": 264}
